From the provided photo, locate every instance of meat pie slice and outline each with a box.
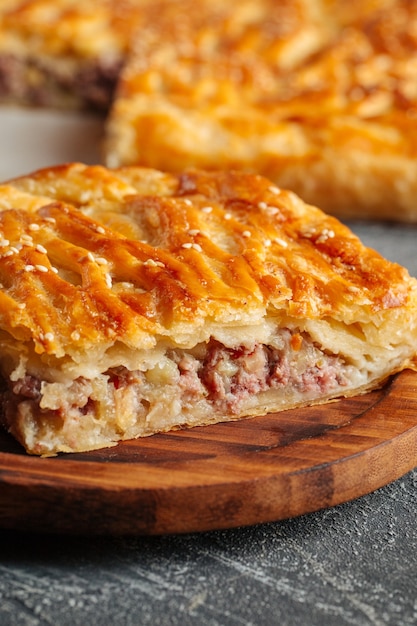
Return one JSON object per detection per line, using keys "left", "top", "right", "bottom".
{"left": 0, "top": 163, "right": 417, "bottom": 455}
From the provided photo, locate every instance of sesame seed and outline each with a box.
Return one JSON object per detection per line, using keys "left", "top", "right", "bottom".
{"left": 44, "top": 332, "right": 54, "bottom": 342}
{"left": 201, "top": 206, "right": 213, "bottom": 214}
{"left": 51, "top": 267, "right": 59, "bottom": 274}
{"left": 95, "top": 225, "right": 105, "bottom": 234}
{"left": 183, "top": 199, "right": 193, "bottom": 206}
{"left": 316, "top": 228, "right": 335, "bottom": 244}
{"left": 242, "top": 230, "right": 251, "bottom": 238}
{"left": 95, "top": 257, "right": 108, "bottom": 266}
{"left": 35, "top": 265, "right": 49, "bottom": 273}
{"left": 87, "top": 252, "right": 95, "bottom": 262}
{"left": 24, "top": 265, "right": 35, "bottom": 272}
{"left": 268, "top": 185, "right": 281, "bottom": 194}
{"left": 21, "top": 234, "right": 33, "bottom": 242}
{"left": 187, "top": 229, "right": 200, "bottom": 236}
{"left": 264, "top": 239, "right": 272, "bottom": 247}
{"left": 302, "top": 228, "right": 315, "bottom": 238}
{"left": 105, "top": 273, "right": 112, "bottom": 288}
{"left": 21, "top": 240, "right": 34, "bottom": 247}
{"left": 266, "top": 207, "right": 280, "bottom": 216}
{"left": 2, "top": 250, "right": 14, "bottom": 257}
{"left": 274, "top": 237, "right": 288, "bottom": 248}
{"left": 36, "top": 244, "right": 47, "bottom": 254}
{"left": 9, "top": 247, "right": 19, "bottom": 254}
{"left": 181, "top": 242, "right": 193, "bottom": 249}
{"left": 17, "top": 303, "right": 26, "bottom": 310}
{"left": 192, "top": 243, "right": 203, "bottom": 252}
{"left": 322, "top": 228, "right": 332, "bottom": 236}
{"left": 0, "top": 239, "right": 9, "bottom": 247}
{"left": 28, "top": 223, "right": 40, "bottom": 231}
{"left": 144, "top": 259, "right": 165, "bottom": 268}
{"left": 224, "top": 213, "right": 232, "bottom": 220}
{"left": 43, "top": 217, "right": 56, "bottom": 224}
{"left": 258, "top": 202, "right": 279, "bottom": 216}
{"left": 71, "top": 331, "right": 81, "bottom": 341}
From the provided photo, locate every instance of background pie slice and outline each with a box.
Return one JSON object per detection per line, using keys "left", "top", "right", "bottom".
{"left": 0, "top": 163, "right": 416, "bottom": 456}
{"left": 104, "top": 0, "right": 417, "bottom": 222}
{"left": 1, "top": 1, "right": 416, "bottom": 221}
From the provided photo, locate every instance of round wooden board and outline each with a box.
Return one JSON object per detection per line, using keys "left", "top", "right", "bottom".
{"left": 1, "top": 370, "right": 417, "bottom": 536}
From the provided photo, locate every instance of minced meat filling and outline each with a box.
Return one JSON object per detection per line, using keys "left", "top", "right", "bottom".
{"left": 173, "top": 334, "right": 348, "bottom": 413}
{"left": 6, "top": 329, "right": 350, "bottom": 419}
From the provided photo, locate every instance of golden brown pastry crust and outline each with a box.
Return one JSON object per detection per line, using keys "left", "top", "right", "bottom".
{"left": 104, "top": 0, "right": 417, "bottom": 221}
{"left": 0, "top": 163, "right": 417, "bottom": 455}
{"left": 5, "top": 162, "right": 414, "bottom": 347}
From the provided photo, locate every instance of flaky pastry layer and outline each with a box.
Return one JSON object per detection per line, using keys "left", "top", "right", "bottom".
{"left": 0, "top": 163, "right": 416, "bottom": 454}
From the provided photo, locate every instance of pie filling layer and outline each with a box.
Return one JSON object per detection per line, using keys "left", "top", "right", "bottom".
{"left": 1, "top": 328, "right": 365, "bottom": 455}
{"left": 0, "top": 53, "right": 121, "bottom": 109}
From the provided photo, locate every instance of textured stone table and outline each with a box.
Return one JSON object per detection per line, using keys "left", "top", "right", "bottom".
{"left": 0, "top": 221, "right": 416, "bottom": 626}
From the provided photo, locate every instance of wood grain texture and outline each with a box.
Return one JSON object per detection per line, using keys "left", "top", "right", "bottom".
{"left": 1, "top": 370, "right": 417, "bottom": 536}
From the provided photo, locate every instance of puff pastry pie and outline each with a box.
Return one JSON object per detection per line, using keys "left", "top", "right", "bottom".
{"left": 104, "top": 0, "right": 417, "bottom": 221}
{"left": 0, "top": 163, "right": 416, "bottom": 455}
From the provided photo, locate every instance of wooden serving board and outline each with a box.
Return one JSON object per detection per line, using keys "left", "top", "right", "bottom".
{"left": 1, "top": 370, "right": 417, "bottom": 536}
